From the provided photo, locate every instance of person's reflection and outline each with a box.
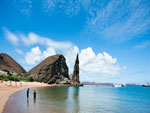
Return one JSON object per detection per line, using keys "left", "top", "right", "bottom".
{"left": 73, "top": 87, "right": 80, "bottom": 113}
{"left": 27, "top": 98, "right": 29, "bottom": 108}
{"left": 34, "top": 98, "right": 36, "bottom": 104}
{"left": 33, "top": 90, "right": 36, "bottom": 104}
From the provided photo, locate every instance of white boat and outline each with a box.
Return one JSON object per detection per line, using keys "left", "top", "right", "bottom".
{"left": 142, "top": 82, "right": 150, "bottom": 87}
{"left": 112, "top": 83, "right": 122, "bottom": 87}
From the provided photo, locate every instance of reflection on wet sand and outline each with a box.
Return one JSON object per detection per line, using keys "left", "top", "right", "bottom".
{"left": 34, "top": 98, "right": 36, "bottom": 104}
{"left": 27, "top": 98, "right": 29, "bottom": 107}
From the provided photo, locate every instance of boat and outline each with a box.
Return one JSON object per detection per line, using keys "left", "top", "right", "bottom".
{"left": 112, "top": 83, "right": 122, "bottom": 87}
{"left": 112, "top": 83, "right": 126, "bottom": 87}
{"left": 142, "top": 82, "right": 150, "bottom": 87}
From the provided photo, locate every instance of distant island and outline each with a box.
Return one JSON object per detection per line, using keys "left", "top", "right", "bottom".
{"left": 83, "top": 82, "right": 140, "bottom": 86}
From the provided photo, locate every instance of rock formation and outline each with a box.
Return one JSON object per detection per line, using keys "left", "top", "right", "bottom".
{"left": 72, "top": 54, "right": 83, "bottom": 86}
{"left": 72, "top": 54, "right": 80, "bottom": 84}
{"left": 28, "top": 54, "right": 70, "bottom": 84}
{"left": 0, "top": 53, "right": 26, "bottom": 75}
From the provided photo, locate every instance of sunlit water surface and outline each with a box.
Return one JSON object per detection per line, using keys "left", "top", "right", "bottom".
{"left": 3, "top": 85, "right": 150, "bottom": 113}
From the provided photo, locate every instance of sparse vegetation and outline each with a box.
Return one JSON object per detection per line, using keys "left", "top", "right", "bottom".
{"left": 0, "top": 75, "right": 34, "bottom": 82}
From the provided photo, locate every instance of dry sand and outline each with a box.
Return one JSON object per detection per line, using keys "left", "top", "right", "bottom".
{"left": 0, "top": 81, "right": 49, "bottom": 113}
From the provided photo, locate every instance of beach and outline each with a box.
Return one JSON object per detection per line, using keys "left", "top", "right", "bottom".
{"left": 0, "top": 81, "right": 49, "bottom": 113}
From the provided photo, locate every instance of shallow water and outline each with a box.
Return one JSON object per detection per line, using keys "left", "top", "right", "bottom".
{"left": 3, "top": 85, "right": 150, "bottom": 113}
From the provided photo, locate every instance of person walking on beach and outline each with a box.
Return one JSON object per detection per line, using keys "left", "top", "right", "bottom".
{"left": 27, "top": 88, "right": 30, "bottom": 99}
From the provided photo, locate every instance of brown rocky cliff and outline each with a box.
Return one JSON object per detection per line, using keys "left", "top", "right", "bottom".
{"left": 28, "top": 54, "right": 70, "bottom": 84}
{"left": 0, "top": 53, "right": 26, "bottom": 74}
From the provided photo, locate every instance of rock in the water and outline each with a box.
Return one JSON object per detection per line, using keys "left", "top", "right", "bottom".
{"left": 0, "top": 53, "right": 26, "bottom": 74}
{"left": 28, "top": 54, "right": 70, "bottom": 84}
{"left": 72, "top": 54, "right": 83, "bottom": 86}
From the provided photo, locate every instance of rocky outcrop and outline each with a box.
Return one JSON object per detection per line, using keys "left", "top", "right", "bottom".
{"left": 28, "top": 54, "right": 70, "bottom": 84}
{"left": 0, "top": 53, "right": 26, "bottom": 75}
{"left": 72, "top": 54, "right": 83, "bottom": 86}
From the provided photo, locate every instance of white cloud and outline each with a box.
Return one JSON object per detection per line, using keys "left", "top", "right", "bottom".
{"left": 3, "top": 28, "right": 125, "bottom": 78}
{"left": 3, "top": 28, "right": 19, "bottom": 45}
{"left": 20, "top": 32, "right": 72, "bottom": 49}
{"left": 25, "top": 46, "right": 42, "bottom": 64}
{"left": 86, "top": 0, "right": 150, "bottom": 42}
{"left": 134, "top": 41, "right": 150, "bottom": 49}
{"left": 3, "top": 29, "right": 72, "bottom": 49}
{"left": 25, "top": 46, "right": 56, "bottom": 65}
{"left": 16, "top": 49, "right": 23, "bottom": 55}
{"left": 43, "top": 47, "right": 56, "bottom": 58}
{"left": 79, "top": 47, "right": 121, "bottom": 76}
{"left": 24, "top": 45, "right": 123, "bottom": 77}
{"left": 65, "top": 46, "right": 79, "bottom": 73}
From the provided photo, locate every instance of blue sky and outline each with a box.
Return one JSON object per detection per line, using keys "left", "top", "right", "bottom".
{"left": 0, "top": 0, "right": 150, "bottom": 84}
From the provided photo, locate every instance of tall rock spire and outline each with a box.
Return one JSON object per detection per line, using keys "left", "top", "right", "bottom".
{"left": 72, "top": 54, "right": 80, "bottom": 84}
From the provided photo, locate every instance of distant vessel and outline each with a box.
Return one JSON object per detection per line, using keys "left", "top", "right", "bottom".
{"left": 142, "top": 82, "right": 150, "bottom": 87}
{"left": 113, "top": 83, "right": 122, "bottom": 87}
{"left": 113, "top": 83, "right": 126, "bottom": 87}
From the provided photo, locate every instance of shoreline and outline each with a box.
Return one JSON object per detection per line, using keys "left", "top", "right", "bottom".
{"left": 0, "top": 81, "right": 49, "bottom": 113}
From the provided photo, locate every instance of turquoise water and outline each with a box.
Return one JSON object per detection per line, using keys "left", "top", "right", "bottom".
{"left": 3, "top": 85, "right": 150, "bottom": 113}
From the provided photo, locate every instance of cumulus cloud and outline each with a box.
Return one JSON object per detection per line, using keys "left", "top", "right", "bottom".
{"left": 43, "top": 47, "right": 56, "bottom": 58}
{"left": 3, "top": 28, "right": 19, "bottom": 45}
{"left": 79, "top": 47, "right": 121, "bottom": 76}
{"left": 19, "top": 32, "right": 79, "bottom": 71}
{"left": 24, "top": 46, "right": 123, "bottom": 76}
{"left": 25, "top": 46, "right": 42, "bottom": 64}
{"left": 25, "top": 46, "right": 56, "bottom": 65}
{"left": 65, "top": 46, "right": 79, "bottom": 72}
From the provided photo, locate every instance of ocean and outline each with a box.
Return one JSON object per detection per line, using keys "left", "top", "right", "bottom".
{"left": 2, "top": 85, "right": 150, "bottom": 113}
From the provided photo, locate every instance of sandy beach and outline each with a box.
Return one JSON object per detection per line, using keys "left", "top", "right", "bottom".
{"left": 0, "top": 81, "right": 49, "bottom": 113}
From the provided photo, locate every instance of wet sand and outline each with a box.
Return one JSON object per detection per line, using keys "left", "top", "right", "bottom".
{"left": 0, "top": 81, "right": 49, "bottom": 113}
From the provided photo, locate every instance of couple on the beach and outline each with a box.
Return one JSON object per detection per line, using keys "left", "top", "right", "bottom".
{"left": 27, "top": 88, "right": 36, "bottom": 100}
